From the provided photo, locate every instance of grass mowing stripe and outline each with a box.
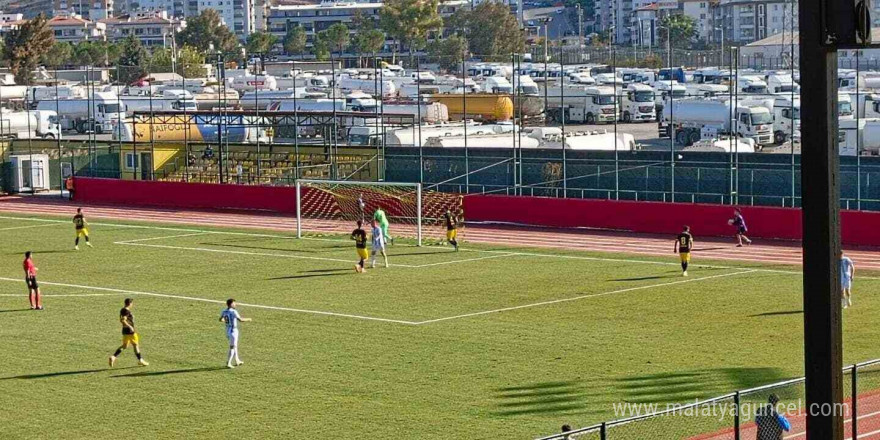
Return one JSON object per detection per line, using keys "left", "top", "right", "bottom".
{"left": 0, "top": 223, "right": 64, "bottom": 231}
{"left": 0, "top": 277, "right": 420, "bottom": 325}
{"left": 413, "top": 269, "right": 758, "bottom": 325}
{"left": 114, "top": 232, "right": 212, "bottom": 243}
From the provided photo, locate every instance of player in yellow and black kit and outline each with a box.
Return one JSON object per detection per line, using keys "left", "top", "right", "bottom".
{"left": 109, "top": 298, "right": 148, "bottom": 367}
{"left": 351, "top": 221, "right": 369, "bottom": 273}
{"left": 444, "top": 210, "right": 459, "bottom": 251}
{"left": 73, "top": 208, "right": 92, "bottom": 250}
{"left": 674, "top": 225, "right": 694, "bottom": 277}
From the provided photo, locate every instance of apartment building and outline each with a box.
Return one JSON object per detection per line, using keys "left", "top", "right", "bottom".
{"left": 54, "top": 0, "right": 114, "bottom": 20}
{"left": 102, "top": 10, "right": 185, "bottom": 46}
{"left": 47, "top": 13, "right": 107, "bottom": 42}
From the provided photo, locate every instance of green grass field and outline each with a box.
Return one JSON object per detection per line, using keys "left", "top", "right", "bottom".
{"left": 0, "top": 214, "right": 878, "bottom": 439}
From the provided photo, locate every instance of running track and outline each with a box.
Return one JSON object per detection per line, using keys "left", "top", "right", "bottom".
{"left": 690, "top": 389, "right": 880, "bottom": 440}
{"left": 4, "top": 195, "right": 880, "bottom": 270}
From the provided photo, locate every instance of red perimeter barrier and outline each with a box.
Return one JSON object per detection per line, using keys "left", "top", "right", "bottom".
{"left": 74, "top": 178, "right": 880, "bottom": 246}
{"left": 74, "top": 177, "right": 298, "bottom": 213}
{"left": 463, "top": 194, "right": 880, "bottom": 247}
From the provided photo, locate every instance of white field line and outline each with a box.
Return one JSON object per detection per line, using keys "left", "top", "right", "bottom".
{"left": 0, "top": 223, "right": 64, "bottom": 231}
{"left": 6, "top": 214, "right": 880, "bottom": 280}
{"left": 113, "top": 241, "right": 419, "bottom": 268}
{"left": 412, "top": 270, "right": 758, "bottom": 325}
{"left": 0, "top": 277, "right": 419, "bottom": 325}
{"left": 0, "top": 293, "right": 118, "bottom": 297}
{"left": 410, "top": 252, "right": 518, "bottom": 268}
{"left": 114, "top": 232, "right": 211, "bottom": 244}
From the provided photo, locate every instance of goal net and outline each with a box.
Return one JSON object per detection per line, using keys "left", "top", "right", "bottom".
{"left": 295, "top": 179, "right": 464, "bottom": 246}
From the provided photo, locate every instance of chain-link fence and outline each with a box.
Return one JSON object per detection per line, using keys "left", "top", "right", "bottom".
{"left": 537, "top": 359, "right": 880, "bottom": 440}
{"left": 6, "top": 49, "right": 879, "bottom": 211}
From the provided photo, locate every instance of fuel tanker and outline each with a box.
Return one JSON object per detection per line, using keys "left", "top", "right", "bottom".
{"left": 113, "top": 114, "right": 273, "bottom": 143}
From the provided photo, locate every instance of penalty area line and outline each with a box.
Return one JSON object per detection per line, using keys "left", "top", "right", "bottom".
{"left": 0, "top": 277, "right": 420, "bottom": 325}
{"left": 412, "top": 269, "right": 758, "bottom": 325}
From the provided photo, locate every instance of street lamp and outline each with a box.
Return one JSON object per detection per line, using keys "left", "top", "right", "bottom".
{"left": 658, "top": 24, "right": 675, "bottom": 201}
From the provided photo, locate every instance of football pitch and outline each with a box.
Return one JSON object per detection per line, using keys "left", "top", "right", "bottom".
{"left": 0, "top": 213, "right": 878, "bottom": 439}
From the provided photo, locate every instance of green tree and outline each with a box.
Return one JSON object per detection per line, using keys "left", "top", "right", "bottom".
{"left": 352, "top": 29, "right": 386, "bottom": 66}
{"left": 380, "top": 0, "right": 442, "bottom": 61}
{"left": 177, "top": 9, "right": 239, "bottom": 53}
{"left": 150, "top": 46, "right": 207, "bottom": 77}
{"left": 311, "top": 32, "right": 331, "bottom": 61}
{"left": 324, "top": 23, "right": 350, "bottom": 54}
{"left": 658, "top": 14, "right": 697, "bottom": 49}
{"left": 245, "top": 31, "right": 279, "bottom": 55}
{"left": 117, "top": 35, "right": 149, "bottom": 84}
{"left": 446, "top": 2, "right": 524, "bottom": 61}
{"left": 42, "top": 41, "right": 73, "bottom": 68}
{"left": 283, "top": 25, "right": 307, "bottom": 58}
{"left": 2, "top": 14, "right": 54, "bottom": 84}
{"left": 427, "top": 34, "right": 467, "bottom": 71}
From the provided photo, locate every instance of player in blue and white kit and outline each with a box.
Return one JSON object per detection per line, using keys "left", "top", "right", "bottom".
{"left": 369, "top": 219, "right": 388, "bottom": 268}
{"left": 841, "top": 254, "right": 855, "bottom": 308}
{"left": 219, "top": 298, "right": 252, "bottom": 369}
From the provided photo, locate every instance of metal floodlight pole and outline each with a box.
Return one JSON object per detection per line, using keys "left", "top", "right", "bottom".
{"left": 295, "top": 180, "right": 302, "bottom": 238}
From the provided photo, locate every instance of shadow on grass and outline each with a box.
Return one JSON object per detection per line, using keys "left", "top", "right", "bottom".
{"left": 613, "top": 275, "right": 672, "bottom": 282}
{"left": 615, "top": 367, "right": 789, "bottom": 404}
{"left": 0, "top": 308, "right": 33, "bottom": 313}
{"left": 204, "top": 242, "right": 345, "bottom": 254}
{"left": 269, "top": 272, "right": 350, "bottom": 280}
{"left": 749, "top": 310, "right": 803, "bottom": 317}
{"left": 7, "top": 250, "right": 76, "bottom": 255}
{"left": 111, "top": 366, "right": 226, "bottom": 378}
{"left": 492, "top": 380, "right": 590, "bottom": 416}
{"left": 1, "top": 366, "right": 136, "bottom": 380}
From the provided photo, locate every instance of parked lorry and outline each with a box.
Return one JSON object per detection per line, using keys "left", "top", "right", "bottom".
{"left": 0, "top": 110, "right": 60, "bottom": 139}
{"left": 229, "top": 74, "right": 278, "bottom": 93}
{"left": 113, "top": 114, "right": 273, "bottom": 143}
{"left": 838, "top": 118, "right": 880, "bottom": 156}
{"left": 347, "top": 122, "right": 514, "bottom": 147}
{"left": 740, "top": 95, "right": 801, "bottom": 144}
{"left": 546, "top": 86, "right": 618, "bottom": 124}
{"left": 660, "top": 98, "right": 774, "bottom": 147}
{"left": 34, "top": 91, "right": 125, "bottom": 134}
{"left": 427, "top": 94, "right": 514, "bottom": 122}
{"left": 619, "top": 83, "right": 656, "bottom": 122}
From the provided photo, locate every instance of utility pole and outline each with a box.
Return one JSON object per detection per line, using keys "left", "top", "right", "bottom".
{"left": 576, "top": 4, "right": 583, "bottom": 47}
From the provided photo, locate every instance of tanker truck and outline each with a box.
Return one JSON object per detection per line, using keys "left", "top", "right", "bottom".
{"left": 427, "top": 94, "right": 514, "bottom": 122}
{"left": 660, "top": 98, "right": 774, "bottom": 147}
{"left": 113, "top": 114, "right": 273, "bottom": 143}
{"left": 34, "top": 91, "right": 125, "bottom": 134}
{"left": 0, "top": 110, "right": 60, "bottom": 139}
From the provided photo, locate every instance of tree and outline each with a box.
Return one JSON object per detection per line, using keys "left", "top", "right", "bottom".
{"left": 324, "top": 23, "right": 350, "bottom": 54}
{"left": 352, "top": 29, "right": 385, "bottom": 66}
{"left": 117, "top": 35, "right": 149, "bottom": 84}
{"left": 311, "top": 32, "right": 331, "bottom": 61}
{"left": 283, "top": 25, "right": 307, "bottom": 58}
{"left": 176, "top": 9, "right": 239, "bottom": 53}
{"left": 42, "top": 42, "right": 73, "bottom": 68}
{"left": 2, "top": 14, "right": 54, "bottom": 84}
{"left": 150, "top": 46, "right": 207, "bottom": 77}
{"left": 427, "top": 34, "right": 467, "bottom": 71}
{"left": 659, "top": 14, "right": 697, "bottom": 49}
{"left": 446, "top": 2, "right": 524, "bottom": 61}
{"left": 245, "top": 31, "right": 279, "bottom": 55}
{"left": 380, "top": 0, "right": 442, "bottom": 61}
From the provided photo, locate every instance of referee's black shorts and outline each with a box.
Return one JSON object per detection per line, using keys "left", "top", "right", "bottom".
{"left": 26, "top": 276, "right": 38, "bottom": 290}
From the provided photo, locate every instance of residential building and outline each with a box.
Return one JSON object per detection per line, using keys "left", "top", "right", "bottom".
{"left": 681, "top": 0, "right": 716, "bottom": 42}
{"left": 102, "top": 10, "right": 185, "bottom": 47}
{"left": 267, "top": 0, "right": 467, "bottom": 50}
{"left": 739, "top": 28, "right": 880, "bottom": 68}
{"left": 47, "top": 13, "right": 107, "bottom": 43}
{"left": 0, "top": 12, "right": 24, "bottom": 36}
{"left": 116, "top": 0, "right": 187, "bottom": 18}
{"left": 197, "top": 0, "right": 254, "bottom": 39}
{"left": 54, "top": 0, "right": 114, "bottom": 20}
{"left": 710, "top": 0, "right": 797, "bottom": 45}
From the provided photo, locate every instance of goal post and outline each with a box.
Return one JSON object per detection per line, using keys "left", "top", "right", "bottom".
{"left": 295, "top": 179, "right": 461, "bottom": 247}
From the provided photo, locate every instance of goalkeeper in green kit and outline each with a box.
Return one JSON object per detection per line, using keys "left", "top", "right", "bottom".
{"left": 374, "top": 207, "right": 393, "bottom": 246}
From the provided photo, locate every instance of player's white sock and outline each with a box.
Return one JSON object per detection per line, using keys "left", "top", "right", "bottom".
{"left": 848, "top": 297, "right": 853, "bottom": 307}
{"left": 227, "top": 348, "right": 236, "bottom": 366}
{"left": 383, "top": 255, "right": 388, "bottom": 268}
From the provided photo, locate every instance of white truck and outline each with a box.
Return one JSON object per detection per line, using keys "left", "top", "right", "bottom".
{"left": 765, "top": 72, "right": 799, "bottom": 93}
{"left": 653, "top": 81, "right": 687, "bottom": 114}
{"left": 229, "top": 74, "right": 278, "bottom": 93}
{"left": 547, "top": 86, "right": 618, "bottom": 124}
{"left": 737, "top": 76, "right": 770, "bottom": 94}
{"left": 34, "top": 91, "right": 125, "bottom": 134}
{"left": 619, "top": 83, "right": 656, "bottom": 122}
{"left": 337, "top": 76, "right": 397, "bottom": 97}
{"left": 839, "top": 92, "right": 854, "bottom": 119}
{"left": 0, "top": 110, "right": 60, "bottom": 139}
{"left": 661, "top": 98, "right": 774, "bottom": 147}
{"left": 348, "top": 122, "right": 513, "bottom": 147}
{"left": 838, "top": 118, "right": 880, "bottom": 156}
{"left": 741, "top": 95, "right": 801, "bottom": 144}
{"left": 120, "top": 94, "right": 197, "bottom": 113}
{"left": 484, "top": 76, "right": 513, "bottom": 94}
